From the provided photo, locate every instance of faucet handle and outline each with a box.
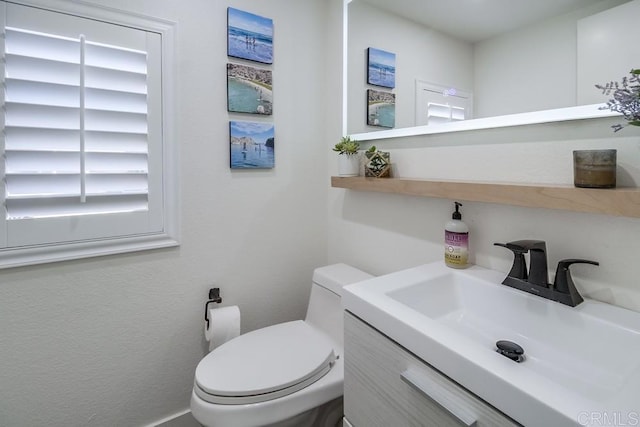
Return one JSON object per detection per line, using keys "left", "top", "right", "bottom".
{"left": 505, "top": 240, "right": 546, "bottom": 251}
{"left": 494, "top": 242, "right": 528, "bottom": 280}
{"left": 553, "top": 259, "right": 599, "bottom": 305}
{"left": 556, "top": 258, "right": 599, "bottom": 267}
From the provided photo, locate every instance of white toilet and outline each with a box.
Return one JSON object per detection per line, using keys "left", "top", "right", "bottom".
{"left": 190, "top": 264, "right": 373, "bottom": 427}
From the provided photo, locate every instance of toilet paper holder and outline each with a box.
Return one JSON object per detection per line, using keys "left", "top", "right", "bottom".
{"left": 205, "top": 288, "right": 223, "bottom": 330}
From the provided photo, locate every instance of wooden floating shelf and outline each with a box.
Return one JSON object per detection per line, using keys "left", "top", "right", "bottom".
{"left": 331, "top": 176, "right": 640, "bottom": 218}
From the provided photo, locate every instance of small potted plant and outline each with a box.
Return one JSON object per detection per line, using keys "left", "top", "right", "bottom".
{"left": 364, "top": 145, "right": 391, "bottom": 178}
{"left": 333, "top": 136, "right": 361, "bottom": 176}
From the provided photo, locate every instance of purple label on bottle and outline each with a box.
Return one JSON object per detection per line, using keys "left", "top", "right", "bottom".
{"left": 445, "top": 231, "right": 468, "bottom": 265}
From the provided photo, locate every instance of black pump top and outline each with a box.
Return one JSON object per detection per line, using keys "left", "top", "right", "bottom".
{"left": 452, "top": 201, "right": 462, "bottom": 220}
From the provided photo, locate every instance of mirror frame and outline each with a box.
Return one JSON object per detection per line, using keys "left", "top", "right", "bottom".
{"left": 341, "top": 0, "right": 618, "bottom": 141}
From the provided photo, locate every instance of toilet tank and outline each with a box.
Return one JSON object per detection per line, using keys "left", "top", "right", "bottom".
{"left": 305, "top": 263, "right": 373, "bottom": 347}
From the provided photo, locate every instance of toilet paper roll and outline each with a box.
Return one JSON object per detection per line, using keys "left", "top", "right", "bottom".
{"left": 205, "top": 305, "right": 240, "bottom": 352}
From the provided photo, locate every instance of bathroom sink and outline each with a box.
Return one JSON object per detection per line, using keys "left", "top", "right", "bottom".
{"left": 342, "top": 262, "right": 640, "bottom": 426}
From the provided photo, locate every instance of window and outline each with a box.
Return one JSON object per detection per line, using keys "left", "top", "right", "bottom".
{"left": 0, "top": 0, "right": 178, "bottom": 268}
{"left": 415, "top": 80, "right": 473, "bottom": 126}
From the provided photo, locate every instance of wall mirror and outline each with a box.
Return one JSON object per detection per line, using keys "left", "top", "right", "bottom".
{"left": 344, "top": 0, "right": 637, "bottom": 140}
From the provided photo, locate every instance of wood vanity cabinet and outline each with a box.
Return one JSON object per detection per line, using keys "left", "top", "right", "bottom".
{"left": 343, "top": 312, "right": 521, "bottom": 427}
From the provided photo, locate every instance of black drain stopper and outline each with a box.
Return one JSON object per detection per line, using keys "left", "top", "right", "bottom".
{"left": 496, "top": 340, "right": 525, "bottom": 363}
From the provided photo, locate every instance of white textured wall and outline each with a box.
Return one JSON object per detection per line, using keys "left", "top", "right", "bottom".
{"left": 347, "top": 0, "right": 473, "bottom": 135}
{"left": 0, "top": 1, "right": 329, "bottom": 426}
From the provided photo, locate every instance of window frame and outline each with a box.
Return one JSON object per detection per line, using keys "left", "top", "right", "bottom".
{"left": 0, "top": 0, "right": 179, "bottom": 268}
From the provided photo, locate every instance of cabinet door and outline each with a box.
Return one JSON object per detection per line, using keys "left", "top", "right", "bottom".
{"left": 344, "top": 312, "right": 520, "bottom": 427}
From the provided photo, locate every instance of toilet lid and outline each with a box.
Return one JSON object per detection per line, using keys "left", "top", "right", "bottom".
{"left": 195, "top": 320, "right": 337, "bottom": 405}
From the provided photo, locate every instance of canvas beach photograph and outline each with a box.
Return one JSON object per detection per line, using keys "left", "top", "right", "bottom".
{"left": 229, "top": 121, "right": 275, "bottom": 169}
{"left": 227, "top": 63, "right": 273, "bottom": 115}
{"left": 367, "top": 89, "right": 395, "bottom": 128}
{"left": 367, "top": 47, "right": 396, "bottom": 89}
{"left": 227, "top": 7, "right": 273, "bottom": 64}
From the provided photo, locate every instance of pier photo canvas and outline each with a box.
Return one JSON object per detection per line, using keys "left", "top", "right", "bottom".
{"left": 227, "top": 63, "right": 273, "bottom": 115}
{"left": 367, "top": 47, "right": 396, "bottom": 89}
{"left": 227, "top": 7, "right": 274, "bottom": 64}
{"left": 229, "top": 121, "right": 275, "bottom": 169}
{"left": 367, "top": 89, "right": 395, "bottom": 128}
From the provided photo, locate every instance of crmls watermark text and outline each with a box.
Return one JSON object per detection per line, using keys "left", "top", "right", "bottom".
{"left": 578, "top": 411, "right": 640, "bottom": 426}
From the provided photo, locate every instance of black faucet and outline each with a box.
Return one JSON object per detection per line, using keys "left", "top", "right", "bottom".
{"left": 494, "top": 240, "right": 598, "bottom": 307}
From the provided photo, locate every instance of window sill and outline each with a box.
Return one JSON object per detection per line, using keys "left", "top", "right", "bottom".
{"left": 0, "top": 233, "right": 179, "bottom": 269}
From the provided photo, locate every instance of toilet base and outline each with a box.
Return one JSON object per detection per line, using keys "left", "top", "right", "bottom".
{"left": 262, "top": 397, "right": 343, "bottom": 427}
{"left": 192, "top": 394, "right": 343, "bottom": 427}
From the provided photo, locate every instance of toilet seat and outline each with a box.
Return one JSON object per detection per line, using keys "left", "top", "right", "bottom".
{"left": 194, "top": 320, "right": 337, "bottom": 405}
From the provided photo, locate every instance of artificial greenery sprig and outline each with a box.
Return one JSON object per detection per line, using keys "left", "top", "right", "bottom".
{"left": 596, "top": 68, "right": 640, "bottom": 132}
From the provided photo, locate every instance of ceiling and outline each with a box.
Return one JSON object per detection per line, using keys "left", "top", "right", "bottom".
{"left": 356, "top": 0, "right": 607, "bottom": 43}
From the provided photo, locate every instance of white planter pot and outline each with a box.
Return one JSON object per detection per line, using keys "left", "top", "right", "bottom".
{"left": 338, "top": 154, "right": 360, "bottom": 176}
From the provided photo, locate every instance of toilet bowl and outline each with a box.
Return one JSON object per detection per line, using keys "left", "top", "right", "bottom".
{"left": 191, "top": 263, "right": 372, "bottom": 427}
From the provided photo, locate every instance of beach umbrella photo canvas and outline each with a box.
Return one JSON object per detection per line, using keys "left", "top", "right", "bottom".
{"left": 367, "top": 89, "right": 395, "bottom": 128}
{"left": 227, "top": 63, "right": 273, "bottom": 115}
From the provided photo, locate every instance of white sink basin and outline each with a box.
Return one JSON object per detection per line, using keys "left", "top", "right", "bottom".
{"left": 342, "top": 262, "right": 640, "bottom": 426}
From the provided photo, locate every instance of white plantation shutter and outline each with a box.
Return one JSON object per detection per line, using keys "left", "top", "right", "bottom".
{"left": 0, "top": 1, "right": 178, "bottom": 266}
{"left": 415, "top": 80, "right": 473, "bottom": 127}
{"left": 427, "top": 102, "right": 466, "bottom": 125}
{"left": 4, "top": 27, "right": 150, "bottom": 220}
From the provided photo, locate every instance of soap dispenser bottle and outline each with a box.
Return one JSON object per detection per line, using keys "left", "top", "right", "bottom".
{"left": 445, "top": 202, "right": 469, "bottom": 269}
